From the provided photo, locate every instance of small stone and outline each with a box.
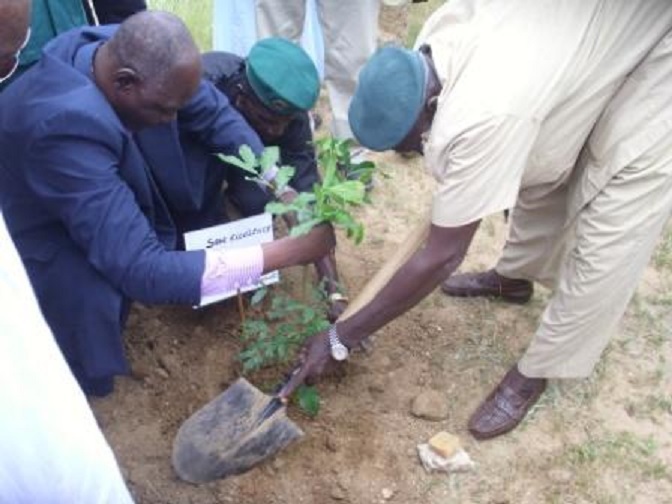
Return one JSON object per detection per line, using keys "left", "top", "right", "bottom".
{"left": 381, "top": 488, "right": 395, "bottom": 500}
{"left": 378, "top": 355, "right": 392, "bottom": 369}
{"left": 337, "top": 475, "right": 350, "bottom": 489}
{"left": 129, "top": 364, "right": 151, "bottom": 381}
{"left": 155, "top": 367, "right": 169, "bottom": 379}
{"left": 368, "top": 376, "right": 386, "bottom": 394}
{"left": 325, "top": 435, "right": 339, "bottom": 452}
{"left": 410, "top": 390, "right": 449, "bottom": 421}
{"left": 157, "top": 353, "right": 180, "bottom": 375}
{"left": 417, "top": 443, "right": 476, "bottom": 473}
{"left": 428, "top": 431, "right": 461, "bottom": 459}
{"left": 330, "top": 486, "right": 346, "bottom": 501}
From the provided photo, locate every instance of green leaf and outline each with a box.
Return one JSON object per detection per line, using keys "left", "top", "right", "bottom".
{"left": 296, "top": 385, "right": 320, "bottom": 417}
{"left": 273, "top": 165, "right": 296, "bottom": 192}
{"left": 249, "top": 287, "right": 268, "bottom": 306}
{"left": 294, "top": 191, "right": 317, "bottom": 205}
{"left": 217, "top": 153, "right": 258, "bottom": 174}
{"left": 350, "top": 223, "right": 365, "bottom": 244}
{"left": 335, "top": 140, "right": 353, "bottom": 163}
{"left": 330, "top": 210, "right": 357, "bottom": 227}
{"left": 239, "top": 145, "right": 258, "bottom": 168}
{"left": 259, "top": 146, "right": 280, "bottom": 171}
{"left": 289, "top": 218, "right": 325, "bottom": 237}
{"left": 264, "top": 200, "right": 294, "bottom": 216}
{"left": 325, "top": 180, "right": 365, "bottom": 203}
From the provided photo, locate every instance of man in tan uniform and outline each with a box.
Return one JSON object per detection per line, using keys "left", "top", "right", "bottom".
{"left": 278, "top": 0, "right": 672, "bottom": 440}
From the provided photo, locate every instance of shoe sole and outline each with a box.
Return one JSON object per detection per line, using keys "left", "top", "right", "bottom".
{"left": 441, "top": 285, "right": 532, "bottom": 304}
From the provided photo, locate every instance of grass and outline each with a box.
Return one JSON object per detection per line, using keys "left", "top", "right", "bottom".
{"left": 150, "top": 0, "right": 447, "bottom": 52}
{"left": 625, "top": 394, "right": 672, "bottom": 421}
{"left": 653, "top": 227, "right": 672, "bottom": 271}
{"left": 147, "top": 0, "right": 213, "bottom": 50}
{"left": 515, "top": 430, "right": 672, "bottom": 503}
{"left": 405, "top": 0, "right": 446, "bottom": 47}
{"left": 563, "top": 431, "right": 670, "bottom": 482}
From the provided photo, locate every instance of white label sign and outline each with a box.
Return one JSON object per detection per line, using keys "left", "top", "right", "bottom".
{"left": 184, "top": 213, "right": 279, "bottom": 306}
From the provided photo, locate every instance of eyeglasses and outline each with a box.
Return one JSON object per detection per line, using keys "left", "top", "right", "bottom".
{"left": 0, "top": 27, "right": 31, "bottom": 83}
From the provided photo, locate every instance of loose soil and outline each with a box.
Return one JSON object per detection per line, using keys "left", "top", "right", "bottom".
{"left": 93, "top": 5, "right": 672, "bottom": 503}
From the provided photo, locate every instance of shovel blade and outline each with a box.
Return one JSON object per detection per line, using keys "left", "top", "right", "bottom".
{"left": 172, "top": 377, "right": 303, "bottom": 483}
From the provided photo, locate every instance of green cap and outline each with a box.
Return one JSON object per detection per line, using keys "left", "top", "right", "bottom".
{"left": 246, "top": 37, "right": 320, "bottom": 115}
{"left": 348, "top": 45, "right": 426, "bottom": 151}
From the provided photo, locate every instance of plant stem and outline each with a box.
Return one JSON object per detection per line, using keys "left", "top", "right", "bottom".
{"left": 236, "top": 289, "right": 246, "bottom": 324}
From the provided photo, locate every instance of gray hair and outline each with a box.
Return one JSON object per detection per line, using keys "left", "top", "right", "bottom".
{"left": 107, "top": 10, "right": 200, "bottom": 88}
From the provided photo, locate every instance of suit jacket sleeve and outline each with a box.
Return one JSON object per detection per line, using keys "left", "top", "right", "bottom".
{"left": 178, "top": 80, "right": 265, "bottom": 158}
{"left": 26, "top": 109, "right": 204, "bottom": 305}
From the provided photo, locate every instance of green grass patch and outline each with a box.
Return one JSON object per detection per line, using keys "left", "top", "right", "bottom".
{"left": 563, "top": 431, "right": 670, "bottom": 482}
{"left": 147, "top": 0, "right": 213, "bottom": 50}
{"left": 654, "top": 228, "right": 672, "bottom": 271}
{"left": 625, "top": 394, "right": 672, "bottom": 421}
{"left": 405, "top": 0, "right": 446, "bottom": 47}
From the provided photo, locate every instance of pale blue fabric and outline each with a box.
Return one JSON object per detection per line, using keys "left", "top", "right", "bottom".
{"left": 212, "top": 0, "right": 325, "bottom": 79}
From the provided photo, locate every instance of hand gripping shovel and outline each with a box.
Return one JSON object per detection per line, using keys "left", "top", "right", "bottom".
{"left": 172, "top": 218, "right": 430, "bottom": 483}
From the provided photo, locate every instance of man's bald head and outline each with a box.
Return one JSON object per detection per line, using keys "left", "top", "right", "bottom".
{"left": 96, "top": 10, "right": 202, "bottom": 131}
{"left": 107, "top": 10, "right": 201, "bottom": 92}
{"left": 0, "top": 0, "right": 31, "bottom": 81}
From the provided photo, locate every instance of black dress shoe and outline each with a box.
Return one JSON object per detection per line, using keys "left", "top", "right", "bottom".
{"left": 468, "top": 364, "right": 547, "bottom": 440}
{"left": 441, "top": 268, "right": 533, "bottom": 304}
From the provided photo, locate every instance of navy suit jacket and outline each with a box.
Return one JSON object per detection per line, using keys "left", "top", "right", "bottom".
{"left": 0, "top": 26, "right": 263, "bottom": 390}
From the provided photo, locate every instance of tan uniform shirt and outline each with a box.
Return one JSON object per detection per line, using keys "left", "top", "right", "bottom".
{"left": 417, "top": 0, "right": 672, "bottom": 227}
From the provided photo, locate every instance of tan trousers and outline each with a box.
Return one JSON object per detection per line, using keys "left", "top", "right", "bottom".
{"left": 496, "top": 33, "right": 672, "bottom": 379}
{"left": 255, "top": 0, "right": 381, "bottom": 140}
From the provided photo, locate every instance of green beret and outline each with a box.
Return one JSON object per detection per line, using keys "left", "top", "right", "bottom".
{"left": 348, "top": 45, "right": 426, "bottom": 151}
{"left": 246, "top": 37, "right": 319, "bottom": 115}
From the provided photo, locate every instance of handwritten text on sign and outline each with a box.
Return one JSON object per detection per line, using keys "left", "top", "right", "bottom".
{"left": 183, "top": 213, "right": 279, "bottom": 306}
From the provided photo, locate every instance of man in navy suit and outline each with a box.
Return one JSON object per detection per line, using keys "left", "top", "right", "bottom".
{"left": 0, "top": 11, "right": 336, "bottom": 396}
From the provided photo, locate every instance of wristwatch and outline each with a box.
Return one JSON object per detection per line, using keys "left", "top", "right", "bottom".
{"left": 328, "top": 325, "right": 349, "bottom": 361}
{"left": 328, "top": 292, "right": 349, "bottom": 304}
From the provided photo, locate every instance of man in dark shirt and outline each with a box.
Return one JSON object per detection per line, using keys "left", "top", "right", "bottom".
{"left": 196, "top": 38, "right": 348, "bottom": 318}
{"left": 200, "top": 38, "right": 321, "bottom": 216}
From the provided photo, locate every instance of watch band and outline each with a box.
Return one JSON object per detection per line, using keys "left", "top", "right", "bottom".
{"left": 328, "top": 292, "right": 349, "bottom": 303}
{"left": 328, "top": 324, "right": 349, "bottom": 361}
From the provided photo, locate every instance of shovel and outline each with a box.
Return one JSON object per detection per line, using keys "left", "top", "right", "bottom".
{"left": 172, "top": 218, "right": 430, "bottom": 483}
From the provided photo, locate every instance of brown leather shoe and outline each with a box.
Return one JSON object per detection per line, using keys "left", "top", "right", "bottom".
{"left": 441, "top": 269, "right": 533, "bottom": 304}
{"left": 468, "top": 365, "right": 547, "bottom": 440}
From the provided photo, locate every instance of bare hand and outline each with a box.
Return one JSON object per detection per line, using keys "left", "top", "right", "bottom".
{"left": 277, "top": 187, "right": 298, "bottom": 205}
{"left": 300, "top": 223, "right": 336, "bottom": 260}
{"left": 277, "top": 331, "right": 338, "bottom": 400}
{"left": 327, "top": 299, "right": 348, "bottom": 323}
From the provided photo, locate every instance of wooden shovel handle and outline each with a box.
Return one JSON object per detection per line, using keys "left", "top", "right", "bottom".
{"left": 278, "top": 217, "right": 430, "bottom": 400}
{"left": 338, "top": 216, "right": 430, "bottom": 321}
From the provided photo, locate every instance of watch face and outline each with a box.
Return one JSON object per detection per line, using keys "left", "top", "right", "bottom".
{"left": 331, "top": 344, "right": 349, "bottom": 361}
